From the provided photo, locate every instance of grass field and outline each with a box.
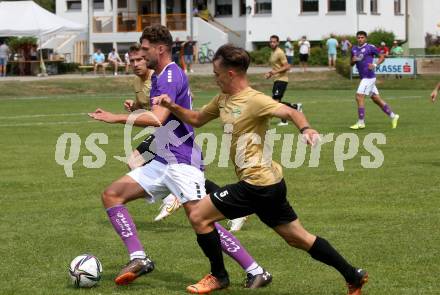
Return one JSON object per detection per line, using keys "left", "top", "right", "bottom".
{"left": 0, "top": 72, "right": 439, "bottom": 295}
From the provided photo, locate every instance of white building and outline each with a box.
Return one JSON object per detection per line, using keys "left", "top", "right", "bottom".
{"left": 55, "top": 0, "right": 440, "bottom": 63}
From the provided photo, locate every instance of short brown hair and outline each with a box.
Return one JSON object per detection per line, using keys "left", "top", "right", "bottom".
{"left": 270, "top": 35, "right": 279, "bottom": 42}
{"left": 213, "top": 44, "right": 250, "bottom": 73}
{"left": 139, "top": 25, "right": 173, "bottom": 50}
{"left": 128, "top": 43, "right": 141, "bottom": 53}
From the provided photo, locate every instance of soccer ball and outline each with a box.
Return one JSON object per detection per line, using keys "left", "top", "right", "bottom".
{"left": 68, "top": 254, "right": 102, "bottom": 288}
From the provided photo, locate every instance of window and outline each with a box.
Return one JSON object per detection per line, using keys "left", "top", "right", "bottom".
{"left": 357, "top": 0, "right": 364, "bottom": 13}
{"left": 328, "top": 0, "right": 345, "bottom": 12}
{"left": 301, "top": 0, "right": 318, "bottom": 13}
{"left": 240, "top": 0, "right": 246, "bottom": 16}
{"left": 255, "top": 0, "right": 272, "bottom": 14}
{"left": 118, "top": 0, "right": 127, "bottom": 9}
{"left": 93, "top": 0, "right": 104, "bottom": 10}
{"left": 66, "top": 0, "right": 81, "bottom": 11}
{"left": 215, "top": 0, "right": 232, "bottom": 16}
{"left": 394, "top": 0, "right": 401, "bottom": 14}
{"left": 370, "top": 0, "right": 378, "bottom": 13}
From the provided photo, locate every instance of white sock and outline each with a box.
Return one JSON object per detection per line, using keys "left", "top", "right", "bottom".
{"left": 162, "top": 194, "right": 176, "bottom": 204}
{"left": 130, "top": 251, "right": 146, "bottom": 260}
{"left": 358, "top": 119, "right": 365, "bottom": 124}
{"left": 389, "top": 112, "right": 395, "bottom": 119}
{"left": 245, "top": 262, "right": 263, "bottom": 276}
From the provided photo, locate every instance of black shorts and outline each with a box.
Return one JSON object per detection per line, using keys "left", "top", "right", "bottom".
{"left": 210, "top": 179, "right": 297, "bottom": 228}
{"left": 299, "top": 54, "right": 309, "bottom": 62}
{"left": 272, "top": 80, "right": 288, "bottom": 101}
{"left": 135, "top": 134, "right": 156, "bottom": 165}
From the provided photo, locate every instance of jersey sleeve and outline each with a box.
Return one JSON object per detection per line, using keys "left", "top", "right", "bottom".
{"left": 250, "top": 94, "right": 283, "bottom": 118}
{"left": 199, "top": 95, "right": 220, "bottom": 120}
{"left": 278, "top": 50, "right": 288, "bottom": 64}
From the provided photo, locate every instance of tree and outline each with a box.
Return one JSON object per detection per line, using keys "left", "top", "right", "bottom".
{"left": 9, "top": 0, "right": 55, "bottom": 12}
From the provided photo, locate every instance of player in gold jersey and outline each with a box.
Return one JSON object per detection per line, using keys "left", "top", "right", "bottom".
{"left": 153, "top": 44, "right": 368, "bottom": 295}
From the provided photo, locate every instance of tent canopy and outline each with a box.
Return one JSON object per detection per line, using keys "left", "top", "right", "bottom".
{"left": 0, "top": 1, "right": 85, "bottom": 37}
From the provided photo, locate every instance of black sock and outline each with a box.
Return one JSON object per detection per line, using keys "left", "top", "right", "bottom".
{"left": 308, "top": 236, "right": 356, "bottom": 283}
{"left": 205, "top": 179, "right": 220, "bottom": 195}
{"left": 196, "top": 229, "right": 228, "bottom": 279}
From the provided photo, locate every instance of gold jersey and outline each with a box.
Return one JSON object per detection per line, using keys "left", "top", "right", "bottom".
{"left": 201, "top": 87, "right": 284, "bottom": 186}
{"left": 269, "top": 47, "right": 288, "bottom": 82}
{"left": 132, "top": 72, "right": 152, "bottom": 110}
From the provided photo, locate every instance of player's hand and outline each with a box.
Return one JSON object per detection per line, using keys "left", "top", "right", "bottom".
{"left": 368, "top": 63, "right": 377, "bottom": 70}
{"left": 124, "top": 99, "right": 135, "bottom": 112}
{"left": 152, "top": 94, "right": 172, "bottom": 108}
{"left": 88, "top": 108, "right": 118, "bottom": 123}
{"left": 431, "top": 90, "right": 438, "bottom": 103}
{"left": 301, "top": 128, "right": 320, "bottom": 146}
{"left": 264, "top": 72, "right": 273, "bottom": 79}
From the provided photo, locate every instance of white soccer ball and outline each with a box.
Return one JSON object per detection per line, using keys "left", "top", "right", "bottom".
{"left": 69, "top": 254, "right": 103, "bottom": 288}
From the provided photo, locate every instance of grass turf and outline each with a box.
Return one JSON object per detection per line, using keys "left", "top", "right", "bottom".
{"left": 0, "top": 73, "right": 439, "bottom": 294}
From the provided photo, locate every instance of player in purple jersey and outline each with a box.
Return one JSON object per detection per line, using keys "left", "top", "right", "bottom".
{"left": 89, "top": 25, "right": 271, "bottom": 290}
{"left": 350, "top": 31, "right": 399, "bottom": 130}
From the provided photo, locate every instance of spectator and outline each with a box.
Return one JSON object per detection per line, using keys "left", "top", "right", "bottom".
{"left": 431, "top": 82, "right": 440, "bottom": 102}
{"left": 172, "top": 37, "right": 182, "bottom": 66}
{"left": 124, "top": 51, "right": 130, "bottom": 74}
{"left": 390, "top": 40, "right": 404, "bottom": 56}
{"left": 108, "top": 48, "right": 123, "bottom": 76}
{"left": 0, "top": 40, "right": 10, "bottom": 77}
{"left": 326, "top": 34, "right": 339, "bottom": 69}
{"left": 378, "top": 41, "right": 390, "bottom": 57}
{"left": 284, "top": 37, "right": 294, "bottom": 72}
{"left": 183, "top": 36, "right": 195, "bottom": 73}
{"left": 390, "top": 40, "right": 404, "bottom": 79}
{"left": 298, "top": 36, "right": 310, "bottom": 72}
{"left": 199, "top": 5, "right": 213, "bottom": 21}
{"left": 341, "top": 37, "right": 352, "bottom": 57}
{"left": 92, "top": 48, "right": 106, "bottom": 75}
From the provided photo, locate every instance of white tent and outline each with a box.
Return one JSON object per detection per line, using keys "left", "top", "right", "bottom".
{"left": 0, "top": 1, "right": 85, "bottom": 75}
{"left": 0, "top": 1, "right": 84, "bottom": 36}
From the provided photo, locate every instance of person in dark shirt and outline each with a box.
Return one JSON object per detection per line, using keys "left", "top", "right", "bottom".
{"left": 171, "top": 37, "right": 181, "bottom": 66}
{"left": 183, "top": 36, "right": 195, "bottom": 73}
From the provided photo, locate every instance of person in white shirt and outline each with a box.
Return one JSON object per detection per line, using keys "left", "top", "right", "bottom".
{"left": 108, "top": 48, "right": 123, "bottom": 76}
{"left": 298, "top": 36, "right": 311, "bottom": 72}
{"left": 124, "top": 51, "right": 130, "bottom": 74}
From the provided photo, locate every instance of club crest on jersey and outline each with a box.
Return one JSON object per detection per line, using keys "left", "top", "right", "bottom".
{"left": 232, "top": 107, "right": 241, "bottom": 118}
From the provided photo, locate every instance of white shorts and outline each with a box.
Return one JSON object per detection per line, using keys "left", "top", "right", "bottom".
{"left": 127, "top": 160, "right": 206, "bottom": 204}
{"left": 357, "top": 78, "right": 379, "bottom": 96}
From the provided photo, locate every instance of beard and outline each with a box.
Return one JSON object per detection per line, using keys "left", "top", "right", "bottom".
{"left": 146, "top": 58, "right": 158, "bottom": 70}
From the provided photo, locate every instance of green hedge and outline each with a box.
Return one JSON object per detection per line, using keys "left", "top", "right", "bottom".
{"left": 249, "top": 47, "right": 272, "bottom": 65}
{"left": 335, "top": 57, "right": 352, "bottom": 78}
{"left": 58, "top": 63, "right": 80, "bottom": 74}
{"left": 250, "top": 46, "right": 328, "bottom": 66}
{"left": 426, "top": 46, "right": 440, "bottom": 54}
{"left": 249, "top": 29, "right": 397, "bottom": 67}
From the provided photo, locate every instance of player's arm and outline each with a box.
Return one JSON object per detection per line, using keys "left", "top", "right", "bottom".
{"left": 369, "top": 47, "right": 385, "bottom": 70}
{"left": 431, "top": 82, "right": 440, "bottom": 102}
{"left": 271, "top": 105, "right": 319, "bottom": 145}
{"left": 88, "top": 105, "right": 170, "bottom": 127}
{"left": 152, "top": 94, "right": 214, "bottom": 127}
{"left": 350, "top": 51, "right": 357, "bottom": 66}
{"left": 265, "top": 57, "right": 290, "bottom": 79}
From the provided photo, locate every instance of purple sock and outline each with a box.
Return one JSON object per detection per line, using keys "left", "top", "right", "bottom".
{"left": 215, "top": 223, "right": 254, "bottom": 270}
{"left": 107, "top": 205, "right": 144, "bottom": 256}
{"left": 358, "top": 107, "right": 365, "bottom": 120}
{"left": 382, "top": 104, "right": 393, "bottom": 117}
